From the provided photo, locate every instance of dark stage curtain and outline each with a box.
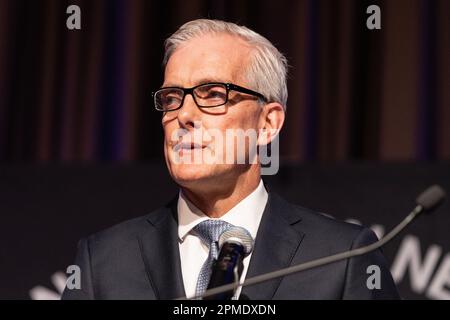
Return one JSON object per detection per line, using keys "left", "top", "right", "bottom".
{"left": 0, "top": 0, "right": 449, "bottom": 163}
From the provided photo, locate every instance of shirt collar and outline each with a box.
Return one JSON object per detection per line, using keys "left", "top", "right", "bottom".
{"left": 177, "top": 180, "right": 268, "bottom": 242}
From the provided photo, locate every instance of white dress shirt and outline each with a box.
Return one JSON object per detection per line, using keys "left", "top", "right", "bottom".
{"left": 177, "top": 180, "right": 268, "bottom": 299}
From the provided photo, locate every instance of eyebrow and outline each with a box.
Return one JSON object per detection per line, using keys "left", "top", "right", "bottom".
{"left": 162, "top": 78, "right": 234, "bottom": 88}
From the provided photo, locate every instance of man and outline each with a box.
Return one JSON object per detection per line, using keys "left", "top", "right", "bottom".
{"left": 62, "top": 19, "right": 399, "bottom": 300}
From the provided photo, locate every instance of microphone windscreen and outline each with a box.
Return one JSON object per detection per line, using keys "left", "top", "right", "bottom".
{"left": 219, "top": 226, "right": 254, "bottom": 255}
{"left": 416, "top": 185, "right": 446, "bottom": 212}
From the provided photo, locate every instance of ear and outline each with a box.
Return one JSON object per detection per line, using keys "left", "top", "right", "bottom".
{"left": 258, "top": 102, "right": 285, "bottom": 146}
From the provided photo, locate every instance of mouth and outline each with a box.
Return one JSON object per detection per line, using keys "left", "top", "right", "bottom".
{"left": 173, "top": 142, "right": 207, "bottom": 153}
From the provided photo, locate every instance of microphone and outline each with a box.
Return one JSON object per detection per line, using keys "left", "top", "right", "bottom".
{"left": 204, "top": 226, "right": 254, "bottom": 300}
{"left": 416, "top": 185, "right": 446, "bottom": 212}
{"left": 179, "top": 184, "right": 446, "bottom": 300}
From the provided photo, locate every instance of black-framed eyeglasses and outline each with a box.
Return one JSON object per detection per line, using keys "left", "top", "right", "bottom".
{"left": 152, "top": 82, "right": 268, "bottom": 112}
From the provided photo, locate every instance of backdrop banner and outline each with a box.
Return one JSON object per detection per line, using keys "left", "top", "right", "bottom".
{"left": 1, "top": 163, "right": 449, "bottom": 300}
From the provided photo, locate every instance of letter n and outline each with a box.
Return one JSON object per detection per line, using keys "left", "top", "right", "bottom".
{"left": 390, "top": 235, "right": 441, "bottom": 293}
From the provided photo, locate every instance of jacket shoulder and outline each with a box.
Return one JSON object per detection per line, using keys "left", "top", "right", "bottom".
{"left": 85, "top": 202, "right": 174, "bottom": 248}
{"left": 271, "top": 192, "right": 377, "bottom": 250}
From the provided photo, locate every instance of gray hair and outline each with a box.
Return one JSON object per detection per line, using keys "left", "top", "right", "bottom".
{"left": 163, "top": 19, "right": 288, "bottom": 110}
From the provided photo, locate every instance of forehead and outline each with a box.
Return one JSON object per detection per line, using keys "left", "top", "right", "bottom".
{"left": 163, "top": 33, "right": 253, "bottom": 87}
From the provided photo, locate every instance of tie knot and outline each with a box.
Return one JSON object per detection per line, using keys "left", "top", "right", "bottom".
{"left": 193, "top": 219, "right": 233, "bottom": 247}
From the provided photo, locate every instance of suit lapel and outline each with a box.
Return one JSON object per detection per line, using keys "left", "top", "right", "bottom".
{"left": 137, "top": 198, "right": 186, "bottom": 299}
{"left": 136, "top": 192, "right": 305, "bottom": 300}
{"left": 242, "top": 193, "right": 305, "bottom": 299}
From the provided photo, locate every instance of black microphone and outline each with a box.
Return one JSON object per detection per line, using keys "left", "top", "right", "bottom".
{"left": 179, "top": 184, "right": 446, "bottom": 300}
{"left": 203, "top": 226, "right": 254, "bottom": 300}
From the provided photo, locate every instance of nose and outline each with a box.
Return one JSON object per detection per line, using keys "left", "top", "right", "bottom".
{"left": 176, "top": 93, "right": 200, "bottom": 129}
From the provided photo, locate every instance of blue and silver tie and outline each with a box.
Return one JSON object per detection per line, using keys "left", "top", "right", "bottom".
{"left": 193, "top": 219, "right": 233, "bottom": 298}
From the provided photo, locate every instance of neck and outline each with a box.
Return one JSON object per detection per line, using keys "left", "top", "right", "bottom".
{"left": 181, "top": 166, "right": 261, "bottom": 218}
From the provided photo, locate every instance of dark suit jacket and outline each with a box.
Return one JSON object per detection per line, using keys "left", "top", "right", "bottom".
{"left": 62, "top": 192, "right": 400, "bottom": 300}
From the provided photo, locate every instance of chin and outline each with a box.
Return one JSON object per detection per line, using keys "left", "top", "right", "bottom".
{"left": 170, "top": 164, "right": 215, "bottom": 184}
{"left": 169, "top": 163, "right": 232, "bottom": 188}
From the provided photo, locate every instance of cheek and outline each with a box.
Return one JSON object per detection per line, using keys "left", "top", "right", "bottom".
{"left": 163, "top": 127, "right": 170, "bottom": 142}
{"left": 162, "top": 124, "right": 177, "bottom": 164}
{"left": 230, "top": 104, "right": 260, "bottom": 127}
{"left": 214, "top": 108, "right": 252, "bottom": 129}
{"left": 163, "top": 121, "right": 177, "bottom": 143}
